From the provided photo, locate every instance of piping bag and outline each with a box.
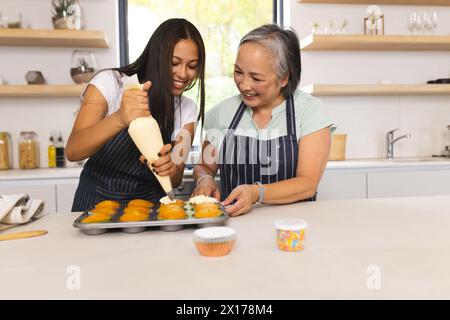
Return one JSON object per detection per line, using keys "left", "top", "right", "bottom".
{"left": 124, "top": 75, "right": 175, "bottom": 200}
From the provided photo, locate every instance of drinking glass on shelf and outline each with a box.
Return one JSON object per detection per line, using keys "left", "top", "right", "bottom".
{"left": 408, "top": 12, "right": 418, "bottom": 35}
{"left": 423, "top": 12, "right": 433, "bottom": 34}
{"left": 323, "top": 21, "right": 335, "bottom": 35}
{"left": 431, "top": 11, "right": 438, "bottom": 34}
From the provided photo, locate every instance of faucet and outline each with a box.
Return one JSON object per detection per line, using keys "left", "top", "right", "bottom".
{"left": 386, "top": 128, "right": 411, "bottom": 159}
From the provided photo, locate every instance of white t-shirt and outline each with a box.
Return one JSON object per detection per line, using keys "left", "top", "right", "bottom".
{"left": 82, "top": 70, "right": 198, "bottom": 140}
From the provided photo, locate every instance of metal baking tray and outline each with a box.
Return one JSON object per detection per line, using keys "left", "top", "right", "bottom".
{"left": 73, "top": 202, "right": 229, "bottom": 235}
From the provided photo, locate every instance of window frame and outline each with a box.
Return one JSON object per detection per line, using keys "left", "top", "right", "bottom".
{"left": 118, "top": 0, "right": 284, "bottom": 66}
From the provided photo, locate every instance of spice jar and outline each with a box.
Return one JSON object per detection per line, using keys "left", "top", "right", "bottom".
{"left": 0, "top": 132, "right": 12, "bottom": 170}
{"left": 18, "top": 131, "right": 39, "bottom": 169}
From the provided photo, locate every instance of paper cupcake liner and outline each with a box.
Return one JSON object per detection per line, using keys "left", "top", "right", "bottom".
{"left": 193, "top": 234, "right": 236, "bottom": 244}
{"left": 194, "top": 240, "right": 235, "bottom": 257}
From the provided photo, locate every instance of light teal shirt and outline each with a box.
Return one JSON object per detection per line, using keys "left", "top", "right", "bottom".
{"left": 204, "top": 89, "right": 334, "bottom": 150}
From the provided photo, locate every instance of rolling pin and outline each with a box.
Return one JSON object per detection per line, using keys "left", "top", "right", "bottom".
{"left": 0, "top": 230, "right": 48, "bottom": 241}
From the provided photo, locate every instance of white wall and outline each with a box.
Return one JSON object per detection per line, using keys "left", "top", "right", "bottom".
{"left": 289, "top": 1, "right": 450, "bottom": 158}
{"left": 1, "top": 1, "right": 449, "bottom": 167}
{"left": 0, "top": 0, "right": 119, "bottom": 168}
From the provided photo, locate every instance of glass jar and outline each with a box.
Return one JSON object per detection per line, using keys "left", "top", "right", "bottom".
{"left": 18, "top": 131, "right": 39, "bottom": 169}
{"left": 70, "top": 50, "right": 97, "bottom": 84}
{"left": 0, "top": 132, "right": 12, "bottom": 170}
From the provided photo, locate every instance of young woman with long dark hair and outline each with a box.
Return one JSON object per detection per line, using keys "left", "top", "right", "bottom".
{"left": 67, "top": 18, "right": 206, "bottom": 211}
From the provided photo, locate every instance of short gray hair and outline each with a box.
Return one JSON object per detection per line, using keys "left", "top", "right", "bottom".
{"left": 239, "top": 24, "right": 301, "bottom": 97}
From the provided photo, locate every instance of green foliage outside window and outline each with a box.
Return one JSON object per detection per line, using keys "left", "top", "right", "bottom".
{"left": 128, "top": 0, "right": 272, "bottom": 112}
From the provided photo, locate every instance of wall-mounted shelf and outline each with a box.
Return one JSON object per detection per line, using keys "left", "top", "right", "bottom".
{"left": 301, "top": 34, "right": 450, "bottom": 51}
{"left": 298, "top": 0, "right": 450, "bottom": 5}
{"left": 302, "top": 84, "right": 450, "bottom": 96}
{"left": 0, "top": 29, "right": 109, "bottom": 48}
{"left": 0, "top": 85, "right": 84, "bottom": 97}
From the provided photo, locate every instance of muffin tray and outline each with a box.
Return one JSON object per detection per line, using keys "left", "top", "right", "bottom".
{"left": 73, "top": 203, "right": 229, "bottom": 235}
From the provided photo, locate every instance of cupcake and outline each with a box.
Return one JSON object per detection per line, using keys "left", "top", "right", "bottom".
{"left": 89, "top": 207, "right": 117, "bottom": 216}
{"left": 159, "top": 196, "right": 184, "bottom": 207}
{"left": 127, "top": 199, "right": 154, "bottom": 208}
{"left": 193, "top": 227, "right": 236, "bottom": 257}
{"left": 81, "top": 213, "right": 112, "bottom": 224}
{"left": 158, "top": 203, "right": 186, "bottom": 220}
{"left": 194, "top": 203, "right": 223, "bottom": 218}
{"left": 188, "top": 195, "right": 218, "bottom": 206}
{"left": 173, "top": 199, "right": 185, "bottom": 207}
{"left": 95, "top": 200, "right": 121, "bottom": 210}
{"left": 123, "top": 206, "right": 151, "bottom": 215}
{"left": 119, "top": 211, "right": 149, "bottom": 222}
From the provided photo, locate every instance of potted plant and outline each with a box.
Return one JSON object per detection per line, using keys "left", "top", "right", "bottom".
{"left": 51, "top": 0, "right": 76, "bottom": 29}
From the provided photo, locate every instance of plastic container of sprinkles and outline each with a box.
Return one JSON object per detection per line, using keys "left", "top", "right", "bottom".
{"left": 274, "top": 219, "right": 307, "bottom": 252}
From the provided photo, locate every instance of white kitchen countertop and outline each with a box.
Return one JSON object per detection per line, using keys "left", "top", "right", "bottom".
{"left": 1, "top": 195, "right": 450, "bottom": 299}
{"left": 1, "top": 157, "right": 450, "bottom": 181}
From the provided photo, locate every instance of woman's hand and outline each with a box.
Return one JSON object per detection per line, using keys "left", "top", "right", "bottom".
{"left": 221, "top": 184, "right": 259, "bottom": 217}
{"left": 140, "top": 143, "right": 177, "bottom": 177}
{"left": 117, "top": 81, "right": 152, "bottom": 127}
{"left": 191, "top": 176, "right": 221, "bottom": 201}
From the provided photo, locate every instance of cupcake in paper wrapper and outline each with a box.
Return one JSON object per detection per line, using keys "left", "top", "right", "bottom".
{"left": 193, "top": 227, "right": 236, "bottom": 257}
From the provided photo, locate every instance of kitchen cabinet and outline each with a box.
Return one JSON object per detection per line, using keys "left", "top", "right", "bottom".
{"left": 0, "top": 180, "right": 56, "bottom": 213}
{"left": 317, "top": 170, "right": 366, "bottom": 200}
{"left": 55, "top": 180, "right": 79, "bottom": 213}
{"left": 367, "top": 169, "right": 450, "bottom": 198}
{"left": 1, "top": 162, "right": 449, "bottom": 213}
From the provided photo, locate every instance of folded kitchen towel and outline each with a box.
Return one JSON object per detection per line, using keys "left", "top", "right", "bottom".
{"left": 0, "top": 194, "right": 45, "bottom": 225}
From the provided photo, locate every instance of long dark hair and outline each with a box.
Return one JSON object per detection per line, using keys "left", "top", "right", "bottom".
{"left": 115, "top": 18, "right": 206, "bottom": 144}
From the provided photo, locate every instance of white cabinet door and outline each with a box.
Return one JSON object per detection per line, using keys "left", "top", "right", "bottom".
{"left": 317, "top": 171, "right": 367, "bottom": 200}
{"left": 0, "top": 181, "right": 56, "bottom": 213}
{"left": 367, "top": 169, "right": 450, "bottom": 198}
{"left": 56, "top": 180, "right": 79, "bottom": 213}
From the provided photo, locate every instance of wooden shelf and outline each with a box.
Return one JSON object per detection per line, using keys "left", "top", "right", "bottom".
{"left": 0, "top": 85, "right": 84, "bottom": 97}
{"left": 301, "top": 84, "right": 450, "bottom": 96}
{"left": 301, "top": 34, "right": 450, "bottom": 51}
{"left": 298, "top": 0, "right": 450, "bottom": 5}
{"left": 0, "top": 29, "right": 109, "bottom": 48}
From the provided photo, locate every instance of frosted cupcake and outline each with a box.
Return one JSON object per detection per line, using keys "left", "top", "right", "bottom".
{"left": 193, "top": 227, "right": 236, "bottom": 257}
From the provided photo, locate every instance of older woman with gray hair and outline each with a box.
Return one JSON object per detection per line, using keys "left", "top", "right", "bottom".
{"left": 192, "top": 24, "right": 333, "bottom": 216}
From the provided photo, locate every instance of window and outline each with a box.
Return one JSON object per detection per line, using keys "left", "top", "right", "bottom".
{"left": 119, "top": 0, "right": 281, "bottom": 164}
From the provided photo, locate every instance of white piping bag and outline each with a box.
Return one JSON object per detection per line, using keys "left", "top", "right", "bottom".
{"left": 124, "top": 75, "right": 175, "bottom": 199}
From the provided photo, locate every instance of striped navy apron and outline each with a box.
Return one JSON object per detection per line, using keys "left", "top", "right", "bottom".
{"left": 71, "top": 128, "right": 165, "bottom": 211}
{"left": 219, "top": 95, "right": 316, "bottom": 202}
